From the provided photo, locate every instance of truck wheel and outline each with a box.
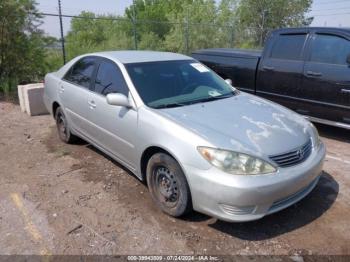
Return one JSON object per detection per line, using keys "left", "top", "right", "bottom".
{"left": 146, "top": 153, "right": 192, "bottom": 217}
{"left": 55, "top": 107, "right": 77, "bottom": 144}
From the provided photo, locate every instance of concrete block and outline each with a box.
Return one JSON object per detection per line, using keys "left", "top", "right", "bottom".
{"left": 19, "top": 83, "right": 49, "bottom": 116}
{"left": 17, "top": 85, "right": 26, "bottom": 112}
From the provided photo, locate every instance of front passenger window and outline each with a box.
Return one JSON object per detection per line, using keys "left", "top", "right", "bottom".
{"left": 94, "top": 61, "right": 129, "bottom": 96}
{"left": 310, "top": 34, "right": 350, "bottom": 65}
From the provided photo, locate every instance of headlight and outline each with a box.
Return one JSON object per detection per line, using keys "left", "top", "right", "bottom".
{"left": 198, "top": 147, "right": 277, "bottom": 175}
{"left": 309, "top": 123, "right": 321, "bottom": 148}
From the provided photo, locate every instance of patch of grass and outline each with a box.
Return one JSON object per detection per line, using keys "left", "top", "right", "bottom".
{"left": 0, "top": 78, "right": 19, "bottom": 103}
{"left": 55, "top": 147, "right": 71, "bottom": 158}
{"left": 0, "top": 91, "right": 19, "bottom": 103}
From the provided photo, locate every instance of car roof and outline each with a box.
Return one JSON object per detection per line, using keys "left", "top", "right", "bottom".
{"left": 192, "top": 48, "right": 262, "bottom": 58}
{"left": 271, "top": 27, "right": 350, "bottom": 37}
{"left": 87, "top": 50, "right": 193, "bottom": 64}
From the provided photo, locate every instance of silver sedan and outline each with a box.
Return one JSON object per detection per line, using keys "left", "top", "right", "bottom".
{"left": 44, "top": 51, "right": 326, "bottom": 222}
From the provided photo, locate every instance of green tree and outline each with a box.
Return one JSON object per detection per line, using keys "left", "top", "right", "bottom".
{"left": 65, "top": 12, "right": 133, "bottom": 58}
{"left": 164, "top": 0, "right": 221, "bottom": 53}
{"left": 0, "top": 0, "right": 47, "bottom": 95}
{"left": 43, "top": 36, "right": 64, "bottom": 72}
{"left": 235, "top": 0, "right": 313, "bottom": 47}
{"left": 125, "top": 0, "right": 190, "bottom": 40}
{"left": 55, "top": 0, "right": 315, "bottom": 67}
{"left": 126, "top": 0, "right": 169, "bottom": 40}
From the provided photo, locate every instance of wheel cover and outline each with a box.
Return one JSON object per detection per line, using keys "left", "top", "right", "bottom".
{"left": 153, "top": 166, "right": 179, "bottom": 208}
{"left": 57, "top": 112, "right": 67, "bottom": 140}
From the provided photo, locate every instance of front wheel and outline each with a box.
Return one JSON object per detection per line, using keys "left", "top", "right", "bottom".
{"left": 55, "top": 107, "right": 77, "bottom": 144}
{"left": 146, "top": 153, "right": 192, "bottom": 217}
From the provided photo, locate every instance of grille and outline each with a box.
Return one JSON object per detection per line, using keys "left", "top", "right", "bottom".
{"left": 269, "top": 139, "right": 312, "bottom": 168}
{"left": 219, "top": 204, "right": 256, "bottom": 216}
{"left": 268, "top": 177, "right": 319, "bottom": 213}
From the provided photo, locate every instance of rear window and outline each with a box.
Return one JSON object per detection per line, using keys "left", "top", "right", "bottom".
{"left": 270, "top": 34, "right": 306, "bottom": 61}
{"left": 64, "top": 57, "right": 96, "bottom": 88}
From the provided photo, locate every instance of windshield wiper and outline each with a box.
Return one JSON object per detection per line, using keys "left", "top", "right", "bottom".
{"left": 153, "top": 102, "right": 188, "bottom": 109}
{"left": 188, "top": 92, "right": 235, "bottom": 105}
{"left": 152, "top": 92, "right": 235, "bottom": 109}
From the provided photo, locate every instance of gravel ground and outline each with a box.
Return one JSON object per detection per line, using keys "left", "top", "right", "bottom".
{"left": 0, "top": 101, "right": 349, "bottom": 256}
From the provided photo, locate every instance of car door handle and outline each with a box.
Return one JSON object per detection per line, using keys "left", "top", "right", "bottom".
{"left": 306, "top": 71, "right": 323, "bottom": 77}
{"left": 262, "top": 66, "right": 275, "bottom": 71}
{"left": 341, "top": 89, "right": 350, "bottom": 94}
{"left": 88, "top": 100, "right": 96, "bottom": 108}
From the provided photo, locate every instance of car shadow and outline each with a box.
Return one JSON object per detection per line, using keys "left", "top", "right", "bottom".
{"left": 74, "top": 138, "right": 339, "bottom": 236}
{"left": 315, "top": 123, "right": 350, "bottom": 143}
{"left": 83, "top": 142, "right": 212, "bottom": 222}
{"left": 208, "top": 172, "right": 338, "bottom": 240}
{"left": 85, "top": 144, "right": 144, "bottom": 183}
{"left": 182, "top": 211, "right": 212, "bottom": 222}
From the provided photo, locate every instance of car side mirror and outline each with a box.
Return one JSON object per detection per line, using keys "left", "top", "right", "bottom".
{"left": 106, "top": 93, "right": 131, "bottom": 108}
{"left": 225, "top": 79, "right": 232, "bottom": 86}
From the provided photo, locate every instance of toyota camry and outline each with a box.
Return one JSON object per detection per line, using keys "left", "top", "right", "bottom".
{"left": 44, "top": 51, "right": 325, "bottom": 222}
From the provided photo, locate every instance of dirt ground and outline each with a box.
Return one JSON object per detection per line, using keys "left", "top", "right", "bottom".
{"left": 0, "top": 101, "right": 349, "bottom": 256}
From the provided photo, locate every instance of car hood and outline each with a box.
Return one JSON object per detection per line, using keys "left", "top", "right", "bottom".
{"left": 156, "top": 93, "right": 311, "bottom": 157}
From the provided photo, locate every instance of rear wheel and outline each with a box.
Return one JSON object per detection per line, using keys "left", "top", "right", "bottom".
{"left": 55, "top": 107, "right": 77, "bottom": 144}
{"left": 146, "top": 153, "right": 192, "bottom": 217}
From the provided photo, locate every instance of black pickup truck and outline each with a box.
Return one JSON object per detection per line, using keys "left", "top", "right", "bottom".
{"left": 192, "top": 27, "right": 350, "bottom": 129}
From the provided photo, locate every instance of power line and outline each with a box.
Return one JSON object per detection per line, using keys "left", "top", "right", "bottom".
{"left": 311, "top": 7, "right": 350, "bottom": 12}
{"left": 315, "top": 0, "right": 350, "bottom": 5}
{"left": 35, "top": 10, "right": 350, "bottom": 26}
{"left": 36, "top": 12, "right": 234, "bottom": 28}
{"left": 38, "top": 1, "right": 350, "bottom": 17}
{"left": 309, "top": 12, "right": 350, "bottom": 16}
{"left": 41, "top": 12, "right": 181, "bottom": 24}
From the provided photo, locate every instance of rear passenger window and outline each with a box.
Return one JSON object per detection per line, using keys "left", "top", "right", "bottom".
{"left": 64, "top": 57, "right": 96, "bottom": 88}
{"left": 310, "top": 34, "right": 350, "bottom": 65}
{"left": 270, "top": 34, "right": 306, "bottom": 60}
{"left": 94, "top": 60, "right": 129, "bottom": 96}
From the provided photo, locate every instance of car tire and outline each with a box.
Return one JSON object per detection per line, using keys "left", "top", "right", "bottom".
{"left": 146, "top": 152, "right": 192, "bottom": 217}
{"left": 55, "top": 107, "right": 77, "bottom": 144}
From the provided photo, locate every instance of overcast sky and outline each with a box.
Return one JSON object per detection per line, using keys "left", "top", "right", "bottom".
{"left": 37, "top": 0, "right": 350, "bottom": 38}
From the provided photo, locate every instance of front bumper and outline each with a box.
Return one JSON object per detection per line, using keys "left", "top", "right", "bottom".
{"left": 184, "top": 142, "right": 326, "bottom": 222}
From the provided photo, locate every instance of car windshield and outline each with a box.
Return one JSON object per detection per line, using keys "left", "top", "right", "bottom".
{"left": 125, "top": 60, "right": 237, "bottom": 109}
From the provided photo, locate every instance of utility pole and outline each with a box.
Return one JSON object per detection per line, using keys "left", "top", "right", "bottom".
{"left": 260, "top": 9, "right": 267, "bottom": 47}
{"left": 58, "top": 0, "right": 66, "bottom": 64}
{"left": 132, "top": 0, "right": 137, "bottom": 50}
{"left": 230, "top": 25, "right": 234, "bottom": 48}
{"left": 185, "top": 7, "right": 190, "bottom": 54}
